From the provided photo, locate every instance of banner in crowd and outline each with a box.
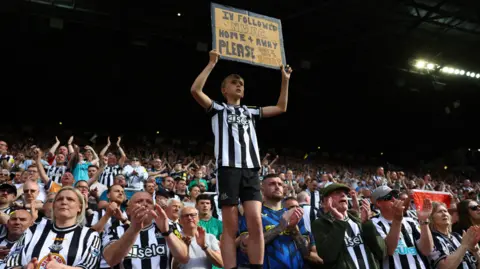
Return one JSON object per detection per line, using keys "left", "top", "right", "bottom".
{"left": 210, "top": 2, "right": 286, "bottom": 69}
{"left": 412, "top": 190, "right": 452, "bottom": 210}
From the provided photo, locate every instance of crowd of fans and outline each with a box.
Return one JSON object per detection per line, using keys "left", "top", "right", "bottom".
{"left": 0, "top": 135, "right": 479, "bottom": 269}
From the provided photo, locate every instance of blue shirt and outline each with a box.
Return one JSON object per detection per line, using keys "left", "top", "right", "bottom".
{"left": 73, "top": 161, "right": 90, "bottom": 182}
{"left": 237, "top": 205, "right": 314, "bottom": 269}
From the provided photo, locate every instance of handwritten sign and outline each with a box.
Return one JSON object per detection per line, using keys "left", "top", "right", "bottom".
{"left": 211, "top": 3, "right": 286, "bottom": 69}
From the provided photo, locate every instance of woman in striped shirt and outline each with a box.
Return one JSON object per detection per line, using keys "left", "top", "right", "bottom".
{"left": 5, "top": 187, "right": 101, "bottom": 269}
{"left": 428, "top": 202, "right": 480, "bottom": 269}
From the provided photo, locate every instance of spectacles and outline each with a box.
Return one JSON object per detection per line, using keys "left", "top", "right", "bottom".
{"left": 46, "top": 199, "right": 55, "bottom": 203}
{"left": 181, "top": 213, "right": 198, "bottom": 219}
{"left": 377, "top": 192, "right": 399, "bottom": 201}
{"left": 469, "top": 205, "right": 480, "bottom": 211}
{"left": 76, "top": 186, "right": 89, "bottom": 190}
{"left": 27, "top": 170, "right": 37, "bottom": 173}
{"left": 24, "top": 189, "right": 37, "bottom": 194}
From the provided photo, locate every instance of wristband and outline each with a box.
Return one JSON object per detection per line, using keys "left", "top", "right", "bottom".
{"left": 161, "top": 227, "right": 173, "bottom": 237}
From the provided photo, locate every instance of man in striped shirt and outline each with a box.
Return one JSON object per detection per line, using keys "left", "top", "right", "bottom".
{"left": 312, "top": 183, "right": 386, "bottom": 269}
{"left": 371, "top": 186, "right": 434, "bottom": 269}
{"left": 103, "top": 191, "right": 189, "bottom": 269}
{"left": 191, "top": 50, "right": 292, "bottom": 269}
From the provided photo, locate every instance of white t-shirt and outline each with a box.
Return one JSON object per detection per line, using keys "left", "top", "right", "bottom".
{"left": 179, "top": 232, "right": 220, "bottom": 269}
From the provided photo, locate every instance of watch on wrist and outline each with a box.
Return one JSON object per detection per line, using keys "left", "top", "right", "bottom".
{"left": 201, "top": 244, "right": 209, "bottom": 251}
{"left": 419, "top": 219, "right": 430, "bottom": 225}
{"left": 161, "top": 227, "right": 173, "bottom": 237}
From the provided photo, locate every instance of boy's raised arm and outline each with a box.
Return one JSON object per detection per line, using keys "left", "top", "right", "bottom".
{"left": 191, "top": 50, "right": 220, "bottom": 109}
{"left": 262, "top": 64, "right": 293, "bottom": 118}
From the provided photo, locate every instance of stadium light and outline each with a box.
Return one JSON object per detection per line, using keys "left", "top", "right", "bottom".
{"left": 415, "top": 60, "right": 426, "bottom": 69}
{"left": 415, "top": 59, "right": 479, "bottom": 79}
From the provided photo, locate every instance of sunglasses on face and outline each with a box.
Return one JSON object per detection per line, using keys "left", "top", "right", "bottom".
{"left": 469, "top": 205, "right": 480, "bottom": 211}
{"left": 377, "top": 192, "right": 399, "bottom": 201}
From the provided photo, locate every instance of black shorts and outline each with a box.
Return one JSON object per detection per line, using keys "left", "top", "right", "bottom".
{"left": 217, "top": 167, "right": 261, "bottom": 207}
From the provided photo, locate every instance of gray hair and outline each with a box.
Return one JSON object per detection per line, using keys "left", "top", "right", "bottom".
{"left": 52, "top": 187, "right": 86, "bottom": 226}
{"left": 167, "top": 198, "right": 182, "bottom": 207}
{"left": 297, "top": 191, "right": 310, "bottom": 203}
{"left": 179, "top": 206, "right": 199, "bottom": 217}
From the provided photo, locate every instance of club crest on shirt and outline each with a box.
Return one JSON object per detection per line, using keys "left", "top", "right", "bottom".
{"left": 38, "top": 253, "right": 66, "bottom": 269}
{"left": 48, "top": 242, "right": 63, "bottom": 252}
{"left": 91, "top": 247, "right": 100, "bottom": 257}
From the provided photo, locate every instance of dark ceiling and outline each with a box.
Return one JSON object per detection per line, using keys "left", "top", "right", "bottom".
{"left": 1, "top": 0, "right": 480, "bottom": 159}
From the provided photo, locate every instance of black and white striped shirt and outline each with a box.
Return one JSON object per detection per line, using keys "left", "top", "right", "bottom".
{"left": 343, "top": 217, "right": 371, "bottom": 269}
{"left": 0, "top": 207, "right": 13, "bottom": 216}
{"left": 5, "top": 219, "right": 101, "bottom": 269}
{"left": 429, "top": 231, "right": 477, "bottom": 269}
{"left": 102, "top": 223, "right": 170, "bottom": 269}
{"left": 208, "top": 101, "right": 262, "bottom": 169}
{"left": 100, "top": 165, "right": 122, "bottom": 188}
{"left": 0, "top": 233, "right": 19, "bottom": 249}
{"left": 46, "top": 165, "right": 67, "bottom": 184}
{"left": 372, "top": 215, "right": 427, "bottom": 269}
{"left": 85, "top": 208, "right": 127, "bottom": 233}
{"left": 0, "top": 232, "right": 19, "bottom": 269}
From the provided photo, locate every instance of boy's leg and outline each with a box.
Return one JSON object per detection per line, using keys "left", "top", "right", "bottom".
{"left": 217, "top": 167, "right": 242, "bottom": 269}
{"left": 240, "top": 169, "right": 264, "bottom": 268}
{"left": 242, "top": 201, "right": 264, "bottom": 266}
{"left": 221, "top": 205, "right": 239, "bottom": 269}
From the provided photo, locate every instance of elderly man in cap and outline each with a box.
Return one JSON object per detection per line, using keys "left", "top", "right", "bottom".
{"left": 312, "top": 183, "right": 386, "bottom": 269}
{"left": 370, "top": 185, "right": 433, "bottom": 269}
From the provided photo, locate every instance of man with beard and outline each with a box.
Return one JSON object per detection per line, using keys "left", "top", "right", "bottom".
{"left": 237, "top": 174, "right": 315, "bottom": 269}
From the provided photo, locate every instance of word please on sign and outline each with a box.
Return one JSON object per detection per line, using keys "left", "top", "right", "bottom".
{"left": 211, "top": 2, "right": 286, "bottom": 69}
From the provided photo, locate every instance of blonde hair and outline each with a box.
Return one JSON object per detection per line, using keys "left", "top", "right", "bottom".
{"left": 429, "top": 201, "right": 451, "bottom": 233}
{"left": 52, "top": 187, "right": 86, "bottom": 226}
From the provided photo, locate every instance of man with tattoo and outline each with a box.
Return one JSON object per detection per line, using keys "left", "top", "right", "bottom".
{"left": 237, "top": 174, "right": 316, "bottom": 269}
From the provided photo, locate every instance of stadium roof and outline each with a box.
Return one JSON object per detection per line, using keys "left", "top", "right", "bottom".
{"left": 1, "top": 0, "right": 480, "bottom": 156}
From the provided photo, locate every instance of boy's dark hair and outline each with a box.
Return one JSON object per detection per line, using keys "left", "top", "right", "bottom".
{"left": 196, "top": 194, "right": 211, "bottom": 204}
{"left": 221, "top": 74, "right": 243, "bottom": 89}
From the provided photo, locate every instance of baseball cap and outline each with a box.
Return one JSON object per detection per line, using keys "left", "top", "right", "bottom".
{"left": 321, "top": 183, "right": 351, "bottom": 197}
{"left": 371, "top": 186, "right": 399, "bottom": 203}
{"left": 0, "top": 184, "right": 17, "bottom": 196}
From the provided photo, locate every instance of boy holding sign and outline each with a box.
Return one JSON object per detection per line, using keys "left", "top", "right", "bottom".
{"left": 191, "top": 49, "right": 292, "bottom": 269}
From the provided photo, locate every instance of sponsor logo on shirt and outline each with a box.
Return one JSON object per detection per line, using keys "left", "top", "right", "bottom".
{"left": 345, "top": 234, "right": 364, "bottom": 248}
{"left": 227, "top": 114, "right": 249, "bottom": 127}
{"left": 127, "top": 244, "right": 167, "bottom": 259}
{"left": 465, "top": 254, "right": 477, "bottom": 264}
{"left": 395, "top": 239, "right": 418, "bottom": 255}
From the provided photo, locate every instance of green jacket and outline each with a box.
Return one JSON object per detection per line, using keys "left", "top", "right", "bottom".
{"left": 312, "top": 212, "right": 386, "bottom": 269}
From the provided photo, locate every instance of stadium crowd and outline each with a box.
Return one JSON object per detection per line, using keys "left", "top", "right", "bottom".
{"left": 0, "top": 135, "right": 478, "bottom": 269}
{"left": 0, "top": 51, "right": 479, "bottom": 269}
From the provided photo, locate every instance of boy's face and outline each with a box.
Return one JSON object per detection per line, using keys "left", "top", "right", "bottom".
{"left": 222, "top": 76, "right": 244, "bottom": 99}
